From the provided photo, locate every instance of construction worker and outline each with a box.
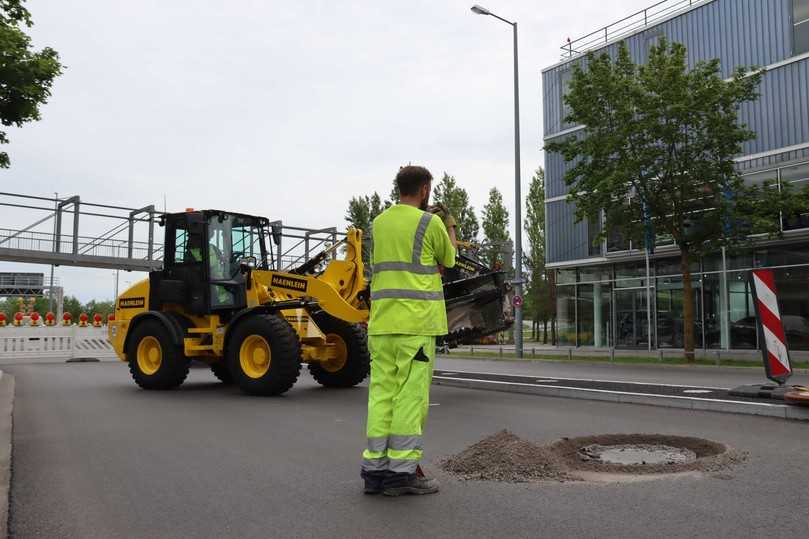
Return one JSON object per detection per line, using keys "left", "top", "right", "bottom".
{"left": 361, "top": 165, "right": 456, "bottom": 496}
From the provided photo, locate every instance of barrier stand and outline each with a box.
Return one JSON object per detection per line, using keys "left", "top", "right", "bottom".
{"left": 62, "top": 312, "right": 72, "bottom": 326}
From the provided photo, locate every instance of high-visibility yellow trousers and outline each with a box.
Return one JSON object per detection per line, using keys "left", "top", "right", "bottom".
{"left": 361, "top": 334, "right": 435, "bottom": 475}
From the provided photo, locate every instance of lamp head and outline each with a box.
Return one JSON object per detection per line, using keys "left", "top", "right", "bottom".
{"left": 470, "top": 5, "right": 491, "bottom": 15}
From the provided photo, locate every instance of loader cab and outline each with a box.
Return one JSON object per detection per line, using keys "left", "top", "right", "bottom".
{"left": 150, "top": 210, "right": 269, "bottom": 316}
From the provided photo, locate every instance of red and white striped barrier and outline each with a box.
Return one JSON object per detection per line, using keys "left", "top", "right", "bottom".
{"left": 751, "top": 269, "right": 792, "bottom": 384}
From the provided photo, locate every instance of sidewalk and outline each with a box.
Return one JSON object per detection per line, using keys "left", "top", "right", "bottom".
{"left": 435, "top": 355, "right": 809, "bottom": 389}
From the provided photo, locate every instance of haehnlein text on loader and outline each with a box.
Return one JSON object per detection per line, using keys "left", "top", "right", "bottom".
{"left": 109, "top": 209, "right": 513, "bottom": 396}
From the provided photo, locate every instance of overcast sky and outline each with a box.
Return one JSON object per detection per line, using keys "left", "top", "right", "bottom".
{"left": 0, "top": 0, "right": 653, "bottom": 301}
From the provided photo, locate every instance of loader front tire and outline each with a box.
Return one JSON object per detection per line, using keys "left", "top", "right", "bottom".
{"left": 127, "top": 319, "right": 189, "bottom": 390}
{"left": 308, "top": 313, "right": 370, "bottom": 388}
{"left": 227, "top": 314, "right": 301, "bottom": 396}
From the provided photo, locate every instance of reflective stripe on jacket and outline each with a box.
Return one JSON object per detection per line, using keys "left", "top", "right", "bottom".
{"left": 367, "top": 204, "right": 456, "bottom": 336}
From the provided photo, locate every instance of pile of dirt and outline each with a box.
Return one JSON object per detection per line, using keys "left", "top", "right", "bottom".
{"left": 440, "top": 430, "right": 571, "bottom": 482}
{"left": 549, "top": 433, "right": 744, "bottom": 475}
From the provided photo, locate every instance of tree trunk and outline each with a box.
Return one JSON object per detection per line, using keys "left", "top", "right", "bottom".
{"left": 681, "top": 249, "right": 696, "bottom": 363}
{"left": 551, "top": 318, "right": 557, "bottom": 346}
{"left": 543, "top": 320, "right": 548, "bottom": 344}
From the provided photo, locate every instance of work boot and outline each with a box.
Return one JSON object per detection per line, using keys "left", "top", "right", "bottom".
{"left": 382, "top": 472, "right": 440, "bottom": 497}
{"left": 361, "top": 470, "right": 389, "bottom": 495}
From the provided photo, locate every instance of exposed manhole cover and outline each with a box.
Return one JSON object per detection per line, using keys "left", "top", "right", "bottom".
{"left": 578, "top": 443, "right": 697, "bottom": 465}
{"left": 683, "top": 389, "right": 713, "bottom": 394}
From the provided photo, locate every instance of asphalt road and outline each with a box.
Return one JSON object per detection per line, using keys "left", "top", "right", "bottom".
{"left": 6, "top": 361, "right": 809, "bottom": 539}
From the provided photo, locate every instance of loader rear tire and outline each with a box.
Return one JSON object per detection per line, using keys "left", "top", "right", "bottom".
{"left": 308, "top": 313, "right": 370, "bottom": 388}
{"left": 210, "top": 362, "right": 233, "bottom": 384}
{"left": 127, "top": 319, "right": 189, "bottom": 390}
{"left": 227, "top": 314, "right": 301, "bottom": 396}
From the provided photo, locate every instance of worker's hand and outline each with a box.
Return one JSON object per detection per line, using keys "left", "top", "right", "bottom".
{"left": 429, "top": 203, "right": 457, "bottom": 230}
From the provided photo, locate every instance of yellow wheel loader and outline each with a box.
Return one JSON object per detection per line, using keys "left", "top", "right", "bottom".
{"left": 109, "top": 209, "right": 371, "bottom": 396}
{"left": 109, "top": 208, "right": 513, "bottom": 396}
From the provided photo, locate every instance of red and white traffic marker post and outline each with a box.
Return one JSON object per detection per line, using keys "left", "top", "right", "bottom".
{"left": 730, "top": 269, "right": 809, "bottom": 405}
{"left": 750, "top": 269, "right": 792, "bottom": 384}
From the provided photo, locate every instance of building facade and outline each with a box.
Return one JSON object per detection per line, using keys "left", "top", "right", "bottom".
{"left": 541, "top": 0, "right": 809, "bottom": 351}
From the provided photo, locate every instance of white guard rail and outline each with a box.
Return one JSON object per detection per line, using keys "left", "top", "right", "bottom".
{"left": 0, "top": 326, "right": 117, "bottom": 362}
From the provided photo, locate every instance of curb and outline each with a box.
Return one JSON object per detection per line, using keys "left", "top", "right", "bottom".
{"left": 433, "top": 374, "right": 809, "bottom": 422}
{"left": 0, "top": 372, "right": 13, "bottom": 538}
{"left": 438, "top": 354, "right": 809, "bottom": 375}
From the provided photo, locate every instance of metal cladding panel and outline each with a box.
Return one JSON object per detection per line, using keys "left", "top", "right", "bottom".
{"left": 546, "top": 199, "right": 589, "bottom": 264}
{"left": 740, "top": 58, "right": 809, "bottom": 156}
{"left": 542, "top": 0, "right": 794, "bottom": 139}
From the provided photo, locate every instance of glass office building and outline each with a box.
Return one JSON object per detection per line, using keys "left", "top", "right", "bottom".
{"left": 542, "top": 0, "right": 809, "bottom": 350}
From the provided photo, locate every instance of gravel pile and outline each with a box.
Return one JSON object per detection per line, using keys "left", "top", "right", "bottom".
{"left": 441, "top": 430, "right": 571, "bottom": 482}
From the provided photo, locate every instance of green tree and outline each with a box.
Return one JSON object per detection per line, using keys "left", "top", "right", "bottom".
{"left": 0, "top": 0, "right": 62, "bottom": 168}
{"left": 389, "top": 179, "right": 400, "bottom": 205}
{"left": 431, "top": 172, "right": 480, "bottom": 241}
{"left": 523, "top": 168, "right": 554, "bottom": 343}
{"left": 481, "top": 187, "right": 511, "bottom": 268}
{"left": 546, "top": 39, "right": 806, "bottom": 361}
{"left": 85, "top": 299, "right": 114, "bottom": 320}
{"left": 345, "top": 193, "right": 384, "bottom": 233}
{"left": 63, "top": 295, "right": 82, "bottom": 320}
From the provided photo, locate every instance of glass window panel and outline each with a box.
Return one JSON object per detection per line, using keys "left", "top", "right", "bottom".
{"left": 702, "top": 253, "right": 723, "bottom": 272}
{"left": 774, "top": 266, "right": 809, "bottom": 350}
{"left": 728, "top": 272, "right": 757, "bottom": 349}
{"left": 559, "top": 69, "right": 574, "bottom": 124}
{"left": 614, "top": 262, "right": 646, "bottom": 289}
{"left": 615, "top": 288, "right": 650, "bottom": 348}
{"left": 702, "top": 273, "right": 723, "bottom": 349}
{"left": 727, "top": 248, "right": 753, "bottom": 270}
{"left": 795, "top": 0, "right": 809, "bottom": 24}
{"left": 781, "top": 162, "right": 809, "bottom": 183}
{"left": 655, "top": 275, "right": 702, "bottom": 349}
{"left": 578, "top": 265, "right": 611, "bottom": 283}
{"left": 742, "top": 170, "right": 778, "bottom": 187}
{"left": 556, "top": 285, "right": 576, "bottom": 346}
{"left": 577, "top": 284, "right": 595, "bottom": 346}
{"left": 594, "top": 282, "right": 612, "bottom": 348}
{"left": 796, "top": 20, "right": 809, "bottom": 55}
{"left": 557, "top": 269, "right": 577, "bottom": 284}
{"left": 588, "top": 212, "right": 602, "bottom": 257}
{"left": 782, "top": 163, "right": 809, "bottom": 230}
{"left": 607, "top": 226, "right": 629, "bottom": 252}
{"left": 174, "top": 229, "right": 188, "bottom": 264}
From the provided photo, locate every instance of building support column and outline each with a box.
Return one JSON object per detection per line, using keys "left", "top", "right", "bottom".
{"left": 594, "top": 282, "right": 603, "bottom": 347}
{"left": 720, "top": 247, "right": 730, "bottom": 349}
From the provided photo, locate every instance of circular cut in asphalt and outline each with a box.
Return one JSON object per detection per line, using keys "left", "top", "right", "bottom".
{"left": 441, "top": 431, "right": 744, "bottom": 483}
{"left": 551, "top": 433, "right": 742, "bottom": 476}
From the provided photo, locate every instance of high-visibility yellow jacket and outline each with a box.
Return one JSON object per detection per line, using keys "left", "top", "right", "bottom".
{"left": 368, "top": 204, "right": 456, "bottom": 336}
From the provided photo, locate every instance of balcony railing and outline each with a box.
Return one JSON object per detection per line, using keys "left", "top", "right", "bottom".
{"left": 560, "top": 0, "right": 710, "bottom": 60}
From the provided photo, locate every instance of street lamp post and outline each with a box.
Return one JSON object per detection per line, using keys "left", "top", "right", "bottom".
{"left": 470, "top": 4, "right": 524, "bottom": 358}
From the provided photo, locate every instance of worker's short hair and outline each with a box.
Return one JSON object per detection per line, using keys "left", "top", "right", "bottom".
{"left": 396, "top": 165, "right": 433, "bottom": 196}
